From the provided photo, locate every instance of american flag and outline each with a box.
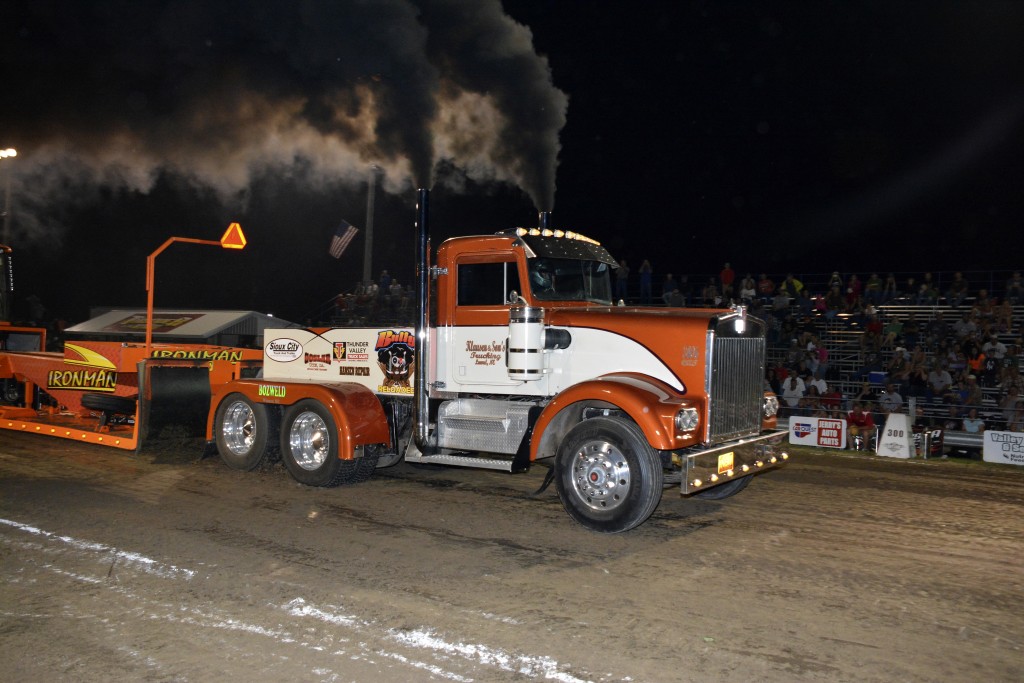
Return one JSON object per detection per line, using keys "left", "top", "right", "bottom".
{"left": 328, "top": 220, "right": 359, "bottom": 258}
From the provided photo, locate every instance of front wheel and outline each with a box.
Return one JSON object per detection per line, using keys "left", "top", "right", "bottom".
{"left": 555, "top": 416, "right": 664, "bottom": 533}
{"left": 280, "top": 400, "right": 376, "bottom": 486}
{"left": 692, "top": 473, "right": 752, "bottom": 500}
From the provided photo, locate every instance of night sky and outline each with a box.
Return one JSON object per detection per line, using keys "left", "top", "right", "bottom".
{"left": 1, "top": 0, "right": 1022, "bottom": 325}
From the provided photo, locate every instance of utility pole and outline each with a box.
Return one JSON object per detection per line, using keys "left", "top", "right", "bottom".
{"left": 362, "top": 165, "right": 378, "bottom": 288}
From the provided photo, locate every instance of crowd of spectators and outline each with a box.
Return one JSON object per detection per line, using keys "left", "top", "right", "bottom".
{"left": 629, "top": 265, "right": 1024, "bottom": 441}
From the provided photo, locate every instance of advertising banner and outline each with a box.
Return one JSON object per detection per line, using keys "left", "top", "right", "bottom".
{"left": 789, "top": 416, "right": 847, "bottom": 449}
{"left": 983, "top": 431, "right": 1024, "bottom": 466}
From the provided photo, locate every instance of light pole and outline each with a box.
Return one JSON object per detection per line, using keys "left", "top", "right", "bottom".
{"left": 0, "top": 148, "right": 16, "bottom": 245}
{"left": 362, "top": 165, "right": 379, "bottom": 289}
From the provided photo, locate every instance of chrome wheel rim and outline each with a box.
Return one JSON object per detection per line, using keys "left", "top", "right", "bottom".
{"left": 288, "top": 410, "right": 330, "bottom": 471}
{"left": 222, "top": 400, "right": 255, "bottom": 456}
{"left": 569, "top": 439, "right": 631, "bottom": 512}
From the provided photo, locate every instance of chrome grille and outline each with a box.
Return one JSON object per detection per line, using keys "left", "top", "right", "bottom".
{"left": 706, "top": 329, "right": 766, "bottom": 443}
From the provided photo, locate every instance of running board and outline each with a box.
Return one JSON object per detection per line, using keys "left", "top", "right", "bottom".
{"left": 404, "top": 441, "right": 514, "bottom": 471}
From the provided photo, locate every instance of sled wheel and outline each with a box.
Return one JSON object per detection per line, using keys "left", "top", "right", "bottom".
{"left": 555, "top": 416, "right": 664, "bottom": 533}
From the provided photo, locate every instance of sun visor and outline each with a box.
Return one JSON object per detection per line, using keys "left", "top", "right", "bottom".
{"left": 497, "top": 229, "right": 618, "bottom": 266}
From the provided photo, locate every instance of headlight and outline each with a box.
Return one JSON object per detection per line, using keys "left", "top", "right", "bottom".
{"left": 763, "top": 394, "right": 779, "bottom": 418}
{"left": 674, "top": 407, "right": 700, "bottom": 433}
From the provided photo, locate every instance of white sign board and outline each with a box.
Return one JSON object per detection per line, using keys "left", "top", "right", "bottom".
{"left": 262, "top": 327, "right": 416, "bottom": 397}
{"left": 876, "top": 413, "right": 914, "bottom": 459}
{"left": 789, "top": 416, "right": 847, "bottom": 449}
{"left": 983, "top": 431, "right": 1024, "bottom": 466}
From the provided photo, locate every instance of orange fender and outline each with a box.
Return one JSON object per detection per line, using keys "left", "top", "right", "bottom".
{"left": 209, "top": 380, "right": 390, "bottom": 459}
{"left": 532, "top": 373, "right": 705, "bottom": 460}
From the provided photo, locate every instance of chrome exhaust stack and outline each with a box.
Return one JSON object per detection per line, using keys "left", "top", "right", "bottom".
{"left": 414, "top": 188, "right": 430, "bottom": 449}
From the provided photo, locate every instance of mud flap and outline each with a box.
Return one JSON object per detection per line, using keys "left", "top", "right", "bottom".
{"left": 138, "top": 362, "right": 212, "bottom": 444}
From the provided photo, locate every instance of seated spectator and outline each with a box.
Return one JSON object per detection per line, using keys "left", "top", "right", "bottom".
{"left": 961, "top": 374, "right": 984, "bottom": 412}
{"left": 864, "top": 272, "right": 883, "bottom": 305}
{"left": 824, "top": 284, "right": 845, "bottom": 319}
{"left": 860, "top": 313, "right": 884, "bottom": 352}
{"left": 739, "top": 273, "right": 757, "bottom": 304}
{"left": 887, "top": 348, "right": 910, "bottom": 392}
{"left": 847, "top": 273, "right": 863, "bottom": 303}
{"left": 946, "top": 271, "right": 969, "bottom": 307}
{"left": 661, "top": 273, "right": 680, "bottom": 305}
{"left": 881, "top": 272, "right": 899, "bottom": 303}
{"left": 882, "top": 317, "right": 904, "bottom": 348}
{"left": 1005, "top": 271, "right": 1023, "bottom": 305}
{"left": 847, "top": 402, "right": 876, "bottom": 450}
{"left": 780, "top": 373, "right": 806, "bottom": 417}
{"left": 1000, "top": 364, "right": 1024, "bottom": 396}
{"left": 994, "top": 298, "right": 1014, "bottom": 335}
{"left": 855, "top": 350, "right": 884, "bottom": 382}
{"left": 915, "top": 281, "right": 938, "bottom": 306}
{"left": 771, "top": 290, "right": 792, "bottom": 319}
{"left": 821, "top": 385, "right": 844, "bottom": 416}
{"left": 879, "top": 382, "right": 904, "bottom": 416}
{"left": 972, "top": 289, "right": 995, "bottom": 320}
{"left": 941, "top": 404, "right": 964, "bottom": 431}
{"left": 797, "top": 288, "right": 815, "bottom": 318}
{"left": 779, "top": 273, "right": 804, "bottom": 298}
{"left": 980, "top": 351, "right": 1002, "bottom": 388}
{"left": 806, "top": 370, "right": 828, "bottom": 397}
{"left": 1009, "top": 407, "right": 1024, "bottom": 432}
{"left": 962, "top": 407, "right": 985, "bottom": 434}
{"left": 925, "top": 311, "right": 950, "bottom": 349}
{"left": 906, "top": 360, "right": 929, "bottom": 399}
{"left": 999, "top": 386, "right": 1022, "bottom": 430}
{"left": 982, "top": 334, "right": 1007, "bottom": 360}
{"left": 799, "top": 385, "right": 823, "bottom": 417}
{"left": 952, "top": 311, "right": 977, "bottom": 340}
{"left": 827, "top": 271, "right": 844, "bottom": 290}
{"left": 702, "top": 277, "right": 721, "bottom": 306}
{"left": 757, "top": 273, "right": 776, "bottom": 301}
{"left": 926, "top": 361, "right": 954, "bottom": 403}
{"left": 901, "top": 313, "right": 921, "bottom": 351}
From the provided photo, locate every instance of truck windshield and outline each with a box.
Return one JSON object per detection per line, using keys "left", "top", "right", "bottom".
{"left": 528, "top": 257, "right": 613, "bottom": 304}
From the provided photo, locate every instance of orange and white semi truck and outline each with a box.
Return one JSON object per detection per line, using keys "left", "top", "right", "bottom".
{"left": 207, "top": 190, "right": 787, "bottom": 532}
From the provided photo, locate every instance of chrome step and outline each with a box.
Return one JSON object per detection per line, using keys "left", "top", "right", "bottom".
{"left": 404, "top": 451, "right": 514, "bottom": 471}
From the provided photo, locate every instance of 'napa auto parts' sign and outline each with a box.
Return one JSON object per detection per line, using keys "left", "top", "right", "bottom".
{"left": 789, "top": 416, "right": 847, "bottom": 449}
{"left": 983, "top": 431, "right": 1024, "bottom": 466}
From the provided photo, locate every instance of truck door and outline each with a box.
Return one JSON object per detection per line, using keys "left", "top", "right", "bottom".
{"left": 448, "top": 254, "right": 523, "bottom": 389}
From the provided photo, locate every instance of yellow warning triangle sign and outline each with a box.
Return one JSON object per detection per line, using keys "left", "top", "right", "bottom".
{"left": 220, "top": 222, "right": 247, "bottom": 249}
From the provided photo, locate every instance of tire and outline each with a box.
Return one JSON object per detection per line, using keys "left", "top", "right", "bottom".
{"left": 1, "top": 379, "right": 23, "bottom": 405}
{"left": 214, "top": 393, "right": 277, "bottom": 471}
{"left": 693, "top": 473, "right": 752, "bottom": 500}
{"left": 280, "top": 399, "right": 377, "bottom": 486}
{"left": 80, "top": 393, "right": 137, "bottom": 415}
{"left": 555, "top": 416, "right": 664, "bottom": 533}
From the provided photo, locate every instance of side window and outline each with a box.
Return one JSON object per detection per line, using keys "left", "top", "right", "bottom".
{"left": 457, "top": 261, "right": 521, "bottom": 306}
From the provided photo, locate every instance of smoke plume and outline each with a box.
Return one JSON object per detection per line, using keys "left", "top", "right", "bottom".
{"left": 0, "top": 0, "right": 568, "bottom": 245}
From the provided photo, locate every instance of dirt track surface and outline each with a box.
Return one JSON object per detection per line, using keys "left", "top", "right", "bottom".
{"left": 1, "top": 432, "right": 1022, "bottom": 682}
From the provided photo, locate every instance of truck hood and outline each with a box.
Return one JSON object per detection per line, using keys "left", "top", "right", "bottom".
{"left": 543, "top": 305, "right": 761, "bottom": 390}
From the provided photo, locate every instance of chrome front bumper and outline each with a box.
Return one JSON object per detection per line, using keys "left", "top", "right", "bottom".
{"left": 677, "top": 429, "right": 789, "bottom": 495}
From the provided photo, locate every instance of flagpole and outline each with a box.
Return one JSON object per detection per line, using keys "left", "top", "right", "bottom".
{"left": 362, "top": 165, "right": 378, "bottom": 289}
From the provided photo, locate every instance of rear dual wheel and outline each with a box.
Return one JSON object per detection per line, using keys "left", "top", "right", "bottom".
{"left": 215, "top": 393, "right": 278, "bottom": 471}
{"left": 281, "top": 399, "right": 378, "bottom": 487}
